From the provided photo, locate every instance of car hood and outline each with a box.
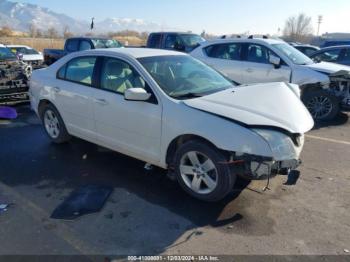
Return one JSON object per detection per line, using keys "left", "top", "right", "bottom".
{"left": 23, "top": 54, "right": 43, "bottom": 61}
{"left": 184, "top": 82, "right": 314, "bottom": 134}
{"left": 303, "top": 61, "right": 350, "bottom": 74}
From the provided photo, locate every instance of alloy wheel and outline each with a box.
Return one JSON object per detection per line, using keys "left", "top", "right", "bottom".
{"left": 44, "top": 109, "right": 60, "bottom": 139}
{"left": 306, "top": 95, "right": 333, "bottom": 120}
{"left": 179, "top": 151, "right": 218, "bottom": 194}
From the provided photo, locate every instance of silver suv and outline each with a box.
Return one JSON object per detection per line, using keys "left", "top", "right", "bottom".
{"left": 191, "top": 37, "right": 350, "bottom": 121}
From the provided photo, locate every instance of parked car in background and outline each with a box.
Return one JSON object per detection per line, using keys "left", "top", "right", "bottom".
{"left": 7, "top": 45, "right": 44, "bottom": 69}
{"left": 321, "top": 40, "right": 350, "bottom": 48}
{"left": 293, "top": 44, "right": 320, "bottom": 57}
{"left": 310, "top": 46, "right": 350, "bottom": 66}
{"left": 44, "top": 37, "right": 123, "bottom": 65}
{"left": 29, "top": 48, "right": 314, "bottom": 201}
{"left": 0, "top": 44, "right": 32, "bottom": 105}
{"left": 191, "top": 37, "right": 350, "bottom": 121}
{"left": 146, "top": 32, "right": 205, "bottom": 53}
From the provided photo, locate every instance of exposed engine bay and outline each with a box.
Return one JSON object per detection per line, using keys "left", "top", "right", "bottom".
{"left": 329, "top": 70, "right": 350, "bottom": 109}
{"left": 0, "top": 60, "right": 32, "bottom": 105}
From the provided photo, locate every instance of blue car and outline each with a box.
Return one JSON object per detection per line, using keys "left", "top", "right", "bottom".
{"left": 310, "top": 46, "right": 350, "bottom": 66}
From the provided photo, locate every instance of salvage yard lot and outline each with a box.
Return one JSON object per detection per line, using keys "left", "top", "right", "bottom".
{"left": 0, "top": 105, "right": 349, "bottom": 256}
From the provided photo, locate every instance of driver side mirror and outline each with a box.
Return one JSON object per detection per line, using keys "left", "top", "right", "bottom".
{"left": 269, "top": 55, "right": 281, "bottom": 68}
{"left": 124, "top": 88, "right": 151, "bottom": 101}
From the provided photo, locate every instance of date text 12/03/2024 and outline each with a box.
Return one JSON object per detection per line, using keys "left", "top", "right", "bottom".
{"left": 128, "top": 256, "right": 220, "bottom": 261}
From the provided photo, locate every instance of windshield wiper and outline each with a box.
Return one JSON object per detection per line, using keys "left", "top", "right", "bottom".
{"left": 171, "top": 92, "right": 204, "bottom": 99}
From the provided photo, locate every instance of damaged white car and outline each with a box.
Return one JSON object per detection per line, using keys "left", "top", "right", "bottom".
{"left": 29, "top": 48, "right": 314, "bottom": 201}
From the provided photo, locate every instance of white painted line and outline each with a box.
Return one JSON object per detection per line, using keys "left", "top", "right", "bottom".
{"left": 306, "top": 134, "right": 350, "bottom": 146}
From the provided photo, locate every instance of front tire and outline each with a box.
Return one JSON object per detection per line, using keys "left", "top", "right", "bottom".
{"left": 302, "top": 90, "right": 340, "bottom": 121}
{"left": 40, "top": 104, "right": 71, "bottom": 144}
{"left": 174, "top": 140, "right": 236, "bottom": 202}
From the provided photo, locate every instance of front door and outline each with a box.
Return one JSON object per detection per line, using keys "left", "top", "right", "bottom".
{"left": 91, "top": 57, "right": 162, "bottom": 164}
{"left": 241, "top": 43, "right": 291, "bottom": 84}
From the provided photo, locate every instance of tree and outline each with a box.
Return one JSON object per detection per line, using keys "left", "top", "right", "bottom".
{"left": 28, "top": 23, "right": 37, "bottom": 37}
{"left": 283, "top": 13, "right": 314, "bottom": 42}
{"left": 63, "top": 25, "right": 73, "bottom": 39}
{"left": 0, "top": 26, "right": 13, "bottom": 37}
{"left": 46, "top": 27, "right": 59, "bottom": 39}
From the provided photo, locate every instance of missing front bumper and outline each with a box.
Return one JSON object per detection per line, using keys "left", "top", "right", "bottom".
{"left": 232, "top": 156, "right": 301, "bottom": 180}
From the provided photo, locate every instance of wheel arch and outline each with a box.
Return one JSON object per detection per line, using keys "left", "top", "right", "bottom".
{"left": 38, "top": 99, "right": 55, "bottom": 119}
{"left": 165, "top": 134, "right": 229, "bottom": 167}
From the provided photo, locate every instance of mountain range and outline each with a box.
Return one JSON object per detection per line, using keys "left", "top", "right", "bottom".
{"left": 0, "top": 0, "right": 171, "bottom": 34}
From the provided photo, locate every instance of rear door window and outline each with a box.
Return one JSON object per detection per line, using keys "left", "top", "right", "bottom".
{"left": 63, "top": 56, "right": 97, "bottom": 85}
{"left": 148, "top": 34, "right": 162, "bottom": 48}
{"left": 205, "top": 43, "right": 242, "bottom": 61}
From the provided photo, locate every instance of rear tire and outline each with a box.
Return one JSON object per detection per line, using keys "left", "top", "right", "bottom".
{"left": 174, "top": 140, "right": 236, "bottom": 202}
{"left": 302, "top": 90, "right": 340, "bottom": 121}
{"left": 40, "top": 103, "right": 71, "bottom": 144}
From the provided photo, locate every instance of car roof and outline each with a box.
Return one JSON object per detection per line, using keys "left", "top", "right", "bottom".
{"left": 294, "top": 44, "right": 319, "bottom": 49}
{"left": 81, "top": 47, "right": 187, "bottom": 58}
{"left": 320, "top": 45, "right": 350, "bottom": 50}
{"left": 201, "top": 37, "right": 285, "bottom": 46}
{"left": 150, "top": 32, "right": 198, "bottom": 35}
{"left": 6, "top": 45, "right": 31, "bottom": 48}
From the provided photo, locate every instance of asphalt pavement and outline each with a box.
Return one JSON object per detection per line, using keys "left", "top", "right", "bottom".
{"left": 0, "top": 105, "right": 349, "bottom": 258}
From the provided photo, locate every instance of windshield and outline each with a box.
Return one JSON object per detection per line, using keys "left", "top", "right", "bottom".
{"left": 180, "top": 34, "right": 205, "bottom": 47}
{"left": 138, "top": 55, "right": 235, "bottom": 99}
{"left": 91, "top": 39, "right": 123, "bottom": 49}
{"left": 11, "top": 47, "right": 39, "bottom": 55}
{"left": 0, "top": 47, "right": 17, "bottom": 60}
{"left": 272, "top": 43, "right": 314, "bottom": 65}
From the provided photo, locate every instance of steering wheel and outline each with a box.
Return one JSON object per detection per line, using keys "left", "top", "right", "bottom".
{"left": 169, "top": 80, "right": 193, "bottom": 96}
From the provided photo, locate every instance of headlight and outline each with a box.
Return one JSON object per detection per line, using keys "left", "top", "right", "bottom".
{"left": 253, "top": 129, "right": 300, "bottom": 161}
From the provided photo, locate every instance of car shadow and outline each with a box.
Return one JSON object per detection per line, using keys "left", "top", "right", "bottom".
{"left": 0, "top": 105, "right": 277, "bottom": 255}
{"left": 313, "top": 112, "right": 349, "bottom": 130}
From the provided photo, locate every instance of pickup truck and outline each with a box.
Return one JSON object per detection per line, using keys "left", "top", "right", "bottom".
{"left": 146, "top": 32, "right": 205, "bottom": 53}
{"left": 44, "top": 37, "right": 123, "bottom": 65}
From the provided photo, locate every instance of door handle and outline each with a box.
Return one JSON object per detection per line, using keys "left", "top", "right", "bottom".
{"left": 246, "top": 68, "right": 254, "bottom": 73}
{"left": 53, "top": 87, "right": 61, "bottom": 93}
{"left": 94, "top": 98, "right": 108, "bottom": 106}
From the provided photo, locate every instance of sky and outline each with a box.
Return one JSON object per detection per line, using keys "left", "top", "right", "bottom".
{"left": 15, "top": 0, "right": 350, "bottom": 35}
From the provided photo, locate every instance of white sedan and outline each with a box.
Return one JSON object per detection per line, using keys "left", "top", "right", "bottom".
{"left": 7, "top": 45, "right": 44, "bottom": 68}
{"left": 29, "top": 48, "right": 314, "bottom": 201}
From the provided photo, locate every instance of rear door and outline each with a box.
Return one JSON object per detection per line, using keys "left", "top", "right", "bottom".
{"left": 147, "top": 33, "right": 162, "bottom": 49}
{"left": 90, "top": 56, "right": 162, "bottom": 164}
{"left": 240, "top": 43, "right": 291, "bottom": 84}
{"left": 53, "top": 56, "right": 97, "bottom": 141}
{"left": 200, "top": 43, "right": 244, "bottom": 83}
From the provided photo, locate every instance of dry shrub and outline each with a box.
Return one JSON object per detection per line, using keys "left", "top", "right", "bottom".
{"left": 0, "top": 37, "right": 64, "bottom": 51}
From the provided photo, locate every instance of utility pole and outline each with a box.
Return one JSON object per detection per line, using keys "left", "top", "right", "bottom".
{"left": 317, "top": 15, "right": 323, "bottom": 36}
